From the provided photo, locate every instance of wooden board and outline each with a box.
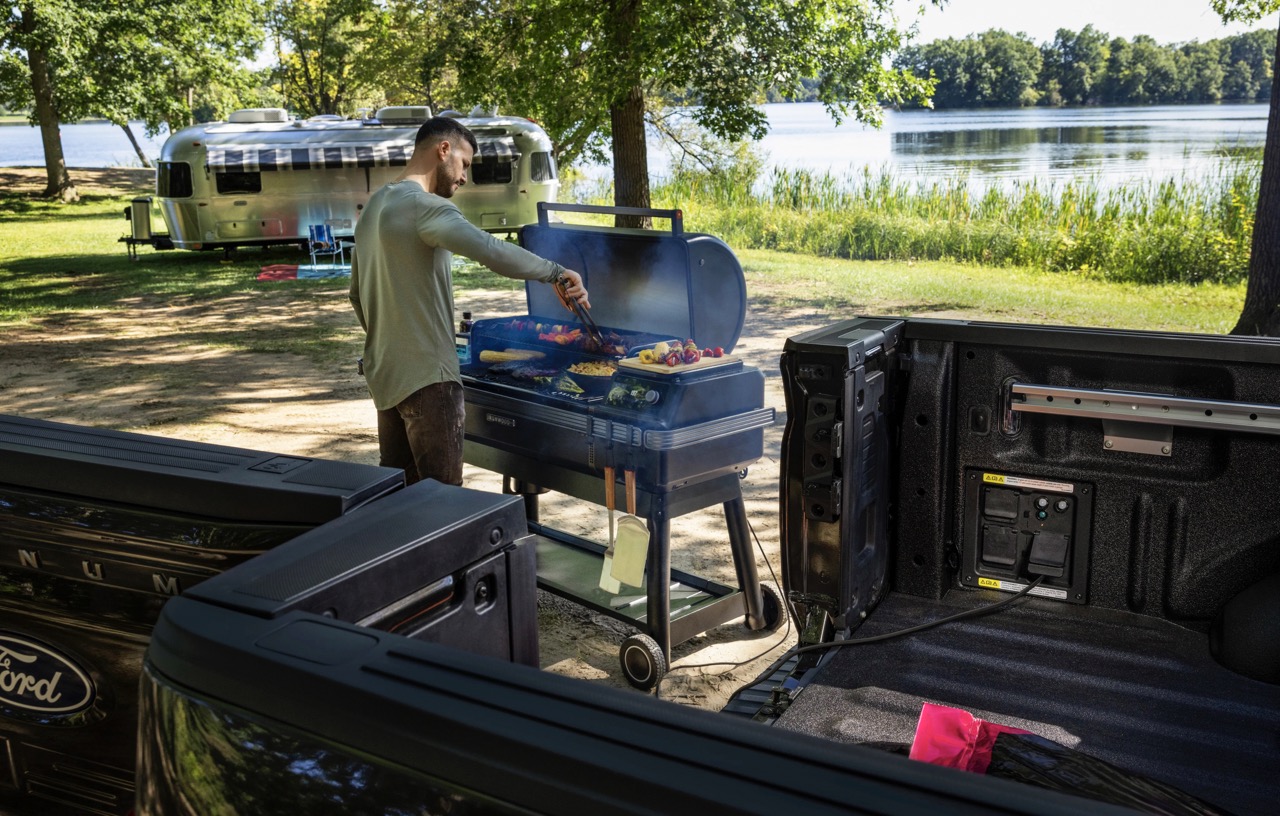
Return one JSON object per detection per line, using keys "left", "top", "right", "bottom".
{"left": 616, "top": 354, "right": 739, "bottom": 376}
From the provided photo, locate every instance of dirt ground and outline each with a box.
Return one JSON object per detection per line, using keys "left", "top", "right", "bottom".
{"left": 0, "top": 167, "right": 872, "bottom": 710}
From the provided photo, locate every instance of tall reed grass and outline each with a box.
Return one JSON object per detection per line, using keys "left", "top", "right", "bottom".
{"left": 571, "top": 154, "right": 1260, "bottom": 285}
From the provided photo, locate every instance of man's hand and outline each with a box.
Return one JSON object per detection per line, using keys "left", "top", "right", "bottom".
{"left": 558, "top": 269, "right": 590, "bottom": 310}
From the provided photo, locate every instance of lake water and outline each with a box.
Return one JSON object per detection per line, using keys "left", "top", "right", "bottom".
{"left": 638, "top": 102, "right": 1269, "bottom": 190}
{"left": 0, "top": 102, "right": 1267, "bottom": 189}
{"left": 0, "top": 120, "right": 169, "bottom": 170}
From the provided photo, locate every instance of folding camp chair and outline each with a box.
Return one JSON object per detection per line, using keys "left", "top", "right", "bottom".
{"left": 308, "top": 223, "right": 346, "bottom": 266}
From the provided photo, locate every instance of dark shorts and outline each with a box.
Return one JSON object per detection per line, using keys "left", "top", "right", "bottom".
{"left": 376, "top": 381, "right": 464, "bottom": 486}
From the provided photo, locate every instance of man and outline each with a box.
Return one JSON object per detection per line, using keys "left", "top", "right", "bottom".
{"left": 350, "top": 116, "right": 588, "bottom": 486}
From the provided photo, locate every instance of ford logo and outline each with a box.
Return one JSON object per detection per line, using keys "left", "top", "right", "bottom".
{"left": 0, "top": 634, "right": 94, "bottom": 714}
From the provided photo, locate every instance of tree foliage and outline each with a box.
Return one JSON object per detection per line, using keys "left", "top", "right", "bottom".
{"left": 437, "top": 0, "right": 936, "bottom": 213}
{"left": 2, "top": 1, "right": 263, "bottom": 198}
{"left": 266, "top": 0, "right": 384, "bottom": 117}
{"left": 896, "top": 25, "right": 1275, "bottom": 108}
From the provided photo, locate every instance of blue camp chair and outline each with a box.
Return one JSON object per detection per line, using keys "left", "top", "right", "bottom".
{"left": 308, "top": 224, "right": 346, "bottom": 266}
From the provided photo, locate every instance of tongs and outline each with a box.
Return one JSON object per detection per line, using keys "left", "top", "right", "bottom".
{"left": 555, "top": 277, "right": 608, "bottom": 353}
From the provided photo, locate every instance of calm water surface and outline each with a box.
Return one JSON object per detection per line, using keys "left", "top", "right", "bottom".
{"left": 645, "top": 103, "right": 1268, "bottom": 190}
{"left": 1, "top": 103, "right": 1267, "bottom": 189}
{"left": 0, "top": 120, "right": 168, "bottom": 170}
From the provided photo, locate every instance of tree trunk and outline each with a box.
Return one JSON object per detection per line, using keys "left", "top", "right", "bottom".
{"left": 120, "top": 123, "right": 152, "bottom": 169}
{"left": 1231, "top": 22, "right": 1280, "bottom": 336}
{"left": 610, "top": 84, "right": 651, "bottom": 228}
{"left": 22, "top": 7, "right": 77, "bottom": 202}
{"left": 608, "top": 0, "right": 650, "bottom": 229}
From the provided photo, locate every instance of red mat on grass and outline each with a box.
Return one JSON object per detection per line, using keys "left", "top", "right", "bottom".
{"left": 258, "top": 264, "right": 299, "bottom": 281}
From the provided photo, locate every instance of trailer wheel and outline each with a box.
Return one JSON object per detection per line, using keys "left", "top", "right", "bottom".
{"left": 755, "top": 583, "right": 786, "bottom": 632}
{"left": 619, "top": 634, "right": 666, "bottom": 691}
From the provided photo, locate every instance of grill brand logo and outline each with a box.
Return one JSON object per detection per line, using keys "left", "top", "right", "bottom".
{"left": 485, "top": 413, "right": 517, "bottom": 428}
{"left": 0, "top": 634, "right": 94, "bottom": 714}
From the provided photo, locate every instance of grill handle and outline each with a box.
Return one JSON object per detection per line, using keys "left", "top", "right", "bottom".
{"left": 536, "top": 202, "right": 683, "bottom": 235}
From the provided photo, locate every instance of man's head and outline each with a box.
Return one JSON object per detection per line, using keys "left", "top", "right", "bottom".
{"left": 413, "top": 117, "right": 479, "bottom": 198}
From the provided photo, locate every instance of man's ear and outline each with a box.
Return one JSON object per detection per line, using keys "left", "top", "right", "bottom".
{"left": 437, "top": 139, "right": 451, "bottom": 161}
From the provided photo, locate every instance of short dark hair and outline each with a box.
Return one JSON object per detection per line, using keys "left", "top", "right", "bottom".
{"left": 414, "top": 117, "right": 478, "bottom": 155}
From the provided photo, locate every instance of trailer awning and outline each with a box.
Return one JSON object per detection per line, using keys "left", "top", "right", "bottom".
{"left": 473, "top": 136, "right": 521, "bottom": 164}
{"left": 206, "top": 143, "right": 414, "bottom": 172}
{"left": 205, "top": 136, "right": 520, "bottom": 172}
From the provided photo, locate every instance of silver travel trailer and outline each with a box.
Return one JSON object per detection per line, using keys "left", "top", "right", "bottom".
{"left": 129, "top": 106, "right": 560, "bottom": 253}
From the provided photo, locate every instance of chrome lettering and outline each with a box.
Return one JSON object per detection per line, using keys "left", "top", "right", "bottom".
{"left": 0, "top": 647, "right": 62, "bottom": 704}
{"left": 152, "top": 574, "right": 180, "bottom": 595}
{"left": 485, "top": 413, "right": 517, "bottom": 428}
{"left": 82, "top": 561, "right": 104, "bottom": 581}
{"left": 18, "top": 550, "right": 40, "bottom": 569}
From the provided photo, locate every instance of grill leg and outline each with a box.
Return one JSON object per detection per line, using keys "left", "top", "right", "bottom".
{"left": 503, "top": 477, "right": 545, "bottom": 523}
{"left": 645, "top": 495, "right": 672, "bottom": 666}
{"left": 725, "top": 492, "right": 766, "bottom": 630}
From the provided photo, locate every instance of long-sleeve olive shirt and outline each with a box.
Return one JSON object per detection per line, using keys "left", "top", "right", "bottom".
{"left": 349, "top": 180, "right": 565, "bottom": 410}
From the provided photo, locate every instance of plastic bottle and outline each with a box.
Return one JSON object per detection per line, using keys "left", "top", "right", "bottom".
{"left": 456, "top": 311, "right": 474, "bottom": 365}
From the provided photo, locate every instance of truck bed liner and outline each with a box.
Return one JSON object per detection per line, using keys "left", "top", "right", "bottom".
{"left": 774, "top": 591, "right": 1280, "bottom": 816}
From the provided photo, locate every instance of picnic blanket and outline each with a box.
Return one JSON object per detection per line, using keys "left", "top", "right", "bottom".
{"left": 258, "top": 263, "right": 351, "bottom": 281}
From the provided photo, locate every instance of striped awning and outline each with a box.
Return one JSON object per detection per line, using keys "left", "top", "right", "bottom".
{"left": 206, "top": 136, "right": 520, "bottom": 172}
{"left": 473, "top": 136, "right": 520, "bottom": 164}
{"left": 206, "top": 143, "right": 414, "bottom": 172}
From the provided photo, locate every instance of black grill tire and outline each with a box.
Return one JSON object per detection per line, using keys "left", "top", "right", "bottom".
{"left": 758, "top": 582, "right": 785, "bottom": 632}
{"left": 619, "top": 634, "right": 666, "bottom": 691}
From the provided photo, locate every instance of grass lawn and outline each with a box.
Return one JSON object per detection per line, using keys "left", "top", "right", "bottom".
{"left": 0, "top": 174, "right": 1249, "bottom": 355}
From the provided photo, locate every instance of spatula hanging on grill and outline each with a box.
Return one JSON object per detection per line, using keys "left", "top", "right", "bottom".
{"left": 610, "top": 468, "right": 649, "bottom": 587}
{"left": 599, "top": 466, "right": 622, "bottom": 593}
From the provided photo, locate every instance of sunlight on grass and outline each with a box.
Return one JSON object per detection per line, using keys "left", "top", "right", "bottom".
{"left": 0, "top": 179, "right": 1251, "bottom": 346}
{"left": 739, "top": 250, "right": 1245, "bottom": 334}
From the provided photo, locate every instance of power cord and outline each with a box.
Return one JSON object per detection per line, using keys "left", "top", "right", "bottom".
{"left": 654, "top": 516, "right": 796, "bottom": 699}
{"left": 652, "top": 520, "right": 1046, "bottom": 700}
{"left": 774, "top": 574, "right": 1046, "bottom": 666}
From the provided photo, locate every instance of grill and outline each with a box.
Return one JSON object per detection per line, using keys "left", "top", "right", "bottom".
{"left": 461, "top": 204, "right": 781, "bottom": 689}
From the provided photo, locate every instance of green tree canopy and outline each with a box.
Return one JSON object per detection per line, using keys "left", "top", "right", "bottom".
{"left": 266, "top": 0, "right": 382, "bottom": 117}
{"left": 442, "top": 0, "right": 937, "bottom": 219}
{"left": 2, "top": 1, "right": 264, "bottom": 198}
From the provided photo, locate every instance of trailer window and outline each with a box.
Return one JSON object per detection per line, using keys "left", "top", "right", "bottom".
{"left": 156, "top": 162, "right": 192, "bottom": 198}
{"left": 530, "top": 152, "right": 557, "bottom": 182}
{"left": 470, "top": 161, "right": 513, "bottom": 185}
{"left": 216, "top": 171, "right": 262, "bottom": 194}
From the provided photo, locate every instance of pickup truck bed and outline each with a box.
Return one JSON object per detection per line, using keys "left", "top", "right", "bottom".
{"left": 773, "top": 590, "right": 1280, "bottom": 814}
{"left": 762, "top": 316, "right": 1280, "bottom": 816}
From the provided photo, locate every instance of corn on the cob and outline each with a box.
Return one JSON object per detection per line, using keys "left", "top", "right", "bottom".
{"left": 479, "top": 349, "right": 546, "bottom": 363}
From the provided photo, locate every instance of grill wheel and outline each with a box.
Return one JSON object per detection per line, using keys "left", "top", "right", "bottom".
{"left": 620, "top": 634, "right": 666, "bottom": 691}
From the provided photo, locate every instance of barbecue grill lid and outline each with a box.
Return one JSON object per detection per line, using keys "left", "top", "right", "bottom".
{"left": 520, "top": 204, "right": 747, "bottom": 352}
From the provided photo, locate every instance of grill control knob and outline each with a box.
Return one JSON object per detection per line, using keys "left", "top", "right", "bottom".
{"left": 1055, "top": 499, "right": 1070, "bottom": 513}
{"left": 644, "top": 390, "right": 660, "bottom": 404}
{"left": 1035, "top": 497, "right": 1049, "bottom": 509}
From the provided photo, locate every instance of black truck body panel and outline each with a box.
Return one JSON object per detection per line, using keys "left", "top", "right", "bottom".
{"left": 139, "top": 593, "right": 1133, "bottom": 816}
{"left": 0, "top": 415, "right": 404, "bottom": 815}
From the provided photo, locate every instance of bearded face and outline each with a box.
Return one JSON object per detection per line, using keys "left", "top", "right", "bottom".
{"left": 432, "top": 139, "right": 474, "bottom": 198}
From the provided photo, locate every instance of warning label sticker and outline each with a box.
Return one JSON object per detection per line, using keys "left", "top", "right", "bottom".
{"left": 977, "top": 576, "right": 1069, "bottom": 600}
{"left": 982, "top": 473, "right": 1074, "bottom": 494}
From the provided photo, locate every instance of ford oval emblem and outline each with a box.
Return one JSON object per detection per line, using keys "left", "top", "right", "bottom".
{"left": 0, "top": 633, "right": 95, "bottom": 715}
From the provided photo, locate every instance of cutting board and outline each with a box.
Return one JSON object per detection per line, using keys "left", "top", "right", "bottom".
{"left": 617, "top": 354, "right": 739, "bottom": 376}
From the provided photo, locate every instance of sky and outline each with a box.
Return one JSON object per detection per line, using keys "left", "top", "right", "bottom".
{"left": 894, "top": 0, "right": 1280, "bottom": 45}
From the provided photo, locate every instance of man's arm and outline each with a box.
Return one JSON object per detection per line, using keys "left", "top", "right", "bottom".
{"left": 420, "top": 204, "right": 588, "bottom": 306}
{"left": 348, "top": 246, "right": 368, "bottom": 331}
{"left": 421, "top": 204, "right": 562, "bottom": 282}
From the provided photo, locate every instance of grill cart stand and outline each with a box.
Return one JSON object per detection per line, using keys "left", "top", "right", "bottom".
{"left": 462, "top": 204, "right": 783, "bottom": 689}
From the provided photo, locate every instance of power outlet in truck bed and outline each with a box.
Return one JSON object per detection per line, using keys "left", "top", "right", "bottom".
{"left": 960, "top": 469, "right": 1093, "bottom": 604}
